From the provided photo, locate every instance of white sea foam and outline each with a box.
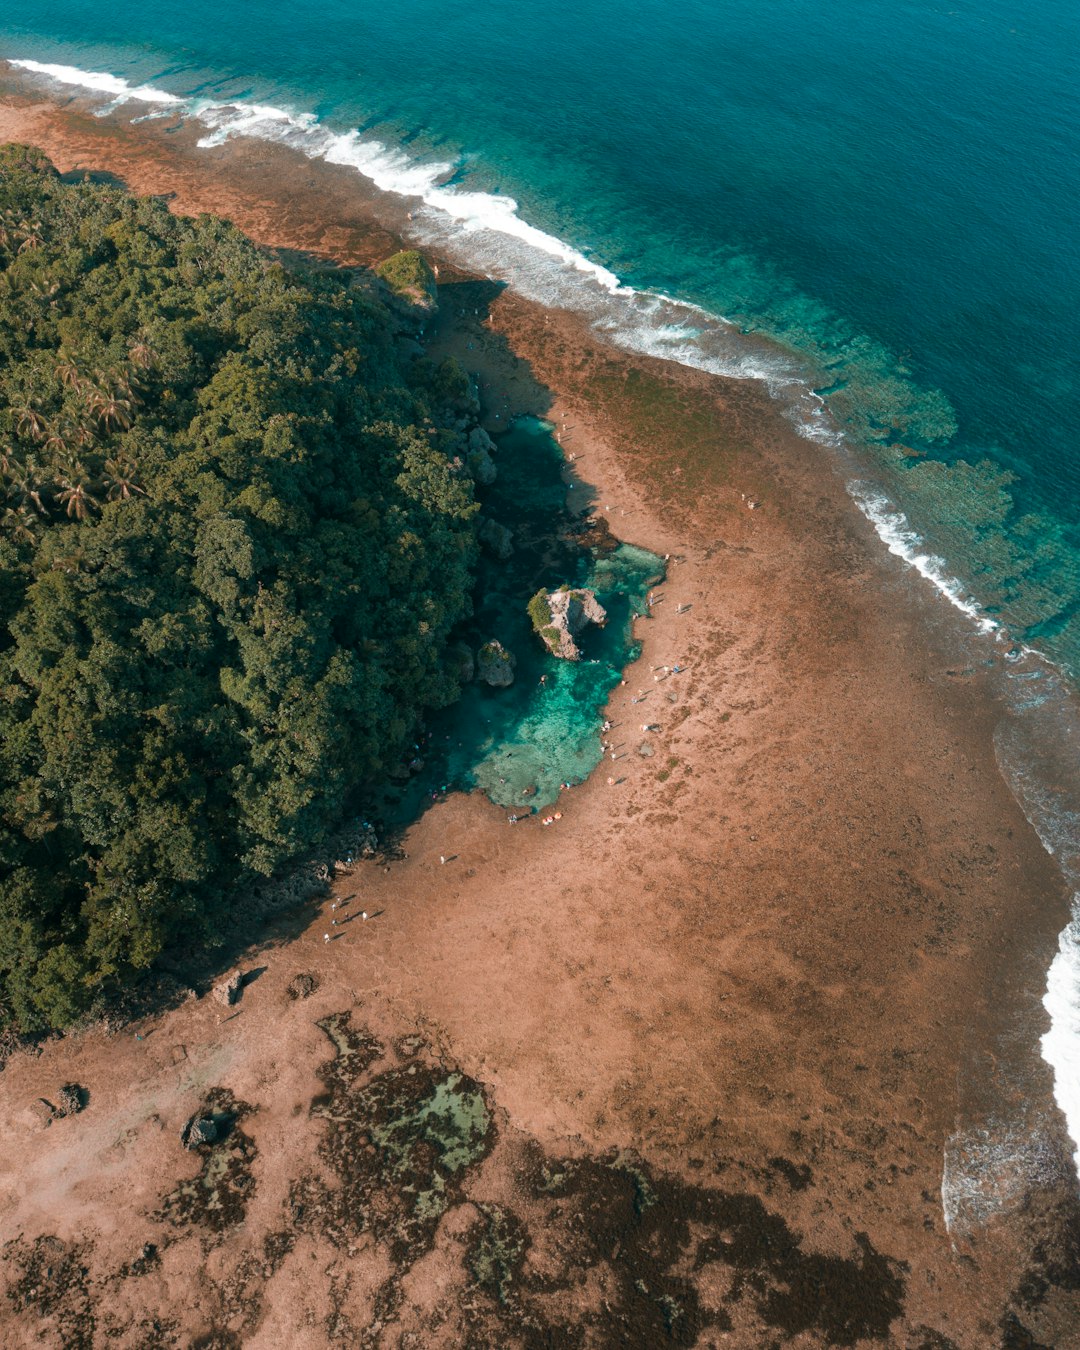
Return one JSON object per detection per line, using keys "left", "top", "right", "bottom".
{"left": 1042, "top": 914, "right": 1080, "bottom": 1177}
{"left": 9, "top": 59, "right": 182, "bottom": 106}
{"left": 942, "top": 1119, "right": 1059, "bottom": 1239}
{"left": 847, "top": 481, "right": 999, "bottom": 633}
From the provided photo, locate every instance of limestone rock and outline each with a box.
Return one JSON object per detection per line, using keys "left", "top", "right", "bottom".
{"left": 31, "top": 1098, "right": 58, "bottom": 1128}
{"left": 451, "top": 641, "right": 475, "bottom": 684}
{"left": 286, "top": 973, "right": 318, "bottom": 1001}
{"left": 530, "top": 587, "right": 607, "bottom": 660}
{"left": 57, "top": 1083, "right": 86, "bottom": 1116}
{"left": 478, "top": 517, "right": 514, "bottom": 560}
{"left": 213, "top": 972, "right": 243, "bottom": 1007}
{"left": 468, "top": 426, "right": 496, "bottom": 456}
{"left": 467, "top": 427, "right": 498, "bottom": 485}
{"left": 181, "top": 1114, "right": 219, "bottom": 1149}
{"left": 477, "top": 640, "right": 516, "bottom": 687}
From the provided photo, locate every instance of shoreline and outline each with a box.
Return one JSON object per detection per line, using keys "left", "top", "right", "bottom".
{"left": 2, "top": 80, "right": 1080, "bottom": 1346}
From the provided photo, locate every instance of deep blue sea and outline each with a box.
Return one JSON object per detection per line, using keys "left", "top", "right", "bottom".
{"left": 4, "top": 1, "right": 1080, "bottom": 1185}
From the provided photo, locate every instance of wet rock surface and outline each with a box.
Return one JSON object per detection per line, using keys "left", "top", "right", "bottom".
{"left": 0, "top": 1013, "right": 914, "bottom": 1347}
{"left": 163, "top": 1091, "right": 255, "bottom": 1234}
{"left": 477, "top": 639, "right": 516, "bottom": 687}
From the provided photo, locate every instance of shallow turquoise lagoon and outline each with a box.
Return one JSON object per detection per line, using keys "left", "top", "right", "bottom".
{"left": 388, "top": 417, "right": 662, "bottom": 819}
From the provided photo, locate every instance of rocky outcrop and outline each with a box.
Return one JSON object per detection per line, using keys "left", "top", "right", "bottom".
{"left": 477, "top": 640, "right": 516, "bottom": 687}
{"left": 451, "top": 641, "right": 475, "bottom": 684}
{"left": 478, "top": 517, "right": 514, "bottom": 560}
{"left": 213, "top": 972, "right": 243, "bottom": 1007}
{"left": 529, "top": 587, "right": 607, "bottom": 660}
{"left": 230, "top": 820, "right": 378, "bottom": 928}
{"left": 181, "top": 1114, "right": 220, "bottom": 1150}
{"left": 286, "top": 973, "right": 318, "bottom": 1001}
{"left": 374, "top": 249, "right": 438, "bottom": 318}
{"left": 57, "top": 1084, "right": 86, "bottom": 1116}
{"left": 467, "top": 427, "right": 498, "bottom": 485}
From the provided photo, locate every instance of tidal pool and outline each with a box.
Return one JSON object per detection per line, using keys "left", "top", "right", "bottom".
{"left": 392, "top": 416, "right": 663, "bottom": 817}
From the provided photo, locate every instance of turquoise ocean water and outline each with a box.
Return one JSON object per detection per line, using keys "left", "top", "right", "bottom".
{"left": 4, "top": 2, "right": 1080, "bottom": 1185}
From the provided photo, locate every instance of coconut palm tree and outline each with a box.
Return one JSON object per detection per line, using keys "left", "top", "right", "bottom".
{"left": 88, "top": 386, "right": 134, "bottom": 433}
{"left": 128, "top": 338, "right": 158, "bottom": 371}
{"left": 15, "top": 219, "right": 43, "bottom": 253}
{"left": 55, "top": 358, "right": 86, "bottom": 392}
{"left": 6, "top": 459, "right": 49, "bottom": 517}
{"left": 55, "top": 463, "right": 100, "bottom": 522}
{"left": 1, "top": 506, "right": 39, "bottom": 545}
{"left": 14, "top": 404, "right": 47, "bottom": 443}
{"left": 103, "top": 456, "right": 146, "bottom": 502}
{"left": 42, "top": 422, "right": 73, "bottom": 458}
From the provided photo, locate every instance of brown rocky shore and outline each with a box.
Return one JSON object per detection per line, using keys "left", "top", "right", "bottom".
{"left": 1, "top": 74, "right": 1079, "bottom": 1348}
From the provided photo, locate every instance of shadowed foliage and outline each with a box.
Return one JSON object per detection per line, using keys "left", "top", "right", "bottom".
{"left": 0, "top": 144, "right": 480, "bottom": 1029}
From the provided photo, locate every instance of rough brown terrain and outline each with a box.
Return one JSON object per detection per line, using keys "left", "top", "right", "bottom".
{"left": 2, "top": 78, "right": 1079, "bottom": 1348}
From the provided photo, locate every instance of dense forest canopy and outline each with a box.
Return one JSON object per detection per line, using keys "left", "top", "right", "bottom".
{"left": 0, "top": 144, "right": 480, "bottom": 1029}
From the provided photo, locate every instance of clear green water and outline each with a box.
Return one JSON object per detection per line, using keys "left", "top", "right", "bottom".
{"left": 388, "top": 418, "right": 662, "bottom": 819}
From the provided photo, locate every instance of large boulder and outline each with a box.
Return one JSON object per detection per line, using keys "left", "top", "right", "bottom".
{"left": 180, "top": 1114, "right": 219, "bottom": 1149}
{"left": 467, "top": 427, "right": 498, "bottom": 485}
{"left": 57, "top": 1083, "right": 86, "bottom": 1116}
{"left": 528, "top": 587, "right": 607, "bottom": 660}
{"left": 477, "top": 640, "right": 516, "bottom": 687}
{"left": 450, "top": 641, "right": 475, "bottom": 684}
{"left": 478, "top": 517, "right": 514, "bottom": 560}
{"left": 213, "top": 972, "right": 243, "bottom": 1007}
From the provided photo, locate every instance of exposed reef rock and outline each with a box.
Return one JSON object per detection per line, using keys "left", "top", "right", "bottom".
{"left": 477, "top": 640, "right": 516, "bottom": 687}
{"left": 528, "top": 586, "right": 607, "bottom": 660}
{"left": 478, "top": 517, "right": 514, "bottom": 559}
{"left": 180, "top": 1115, "right": 220, "bottom": 1150}
{"left": 286, "top": 973, "right": 318, "bottom": 1001}
{"left": 57, "top": 1084, "right": 86, "bottom": 1117}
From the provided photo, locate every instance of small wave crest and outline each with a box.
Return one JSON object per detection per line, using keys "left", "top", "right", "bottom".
{"left": 10, "top": 58, "right": 182, "bottom": 107}
{"left": 6, "top": 57, "right": 810, "bottom": 395}
{"left": 942, "top": 1118, "right": 1062, "bottom": 1240}
{"left": 993, "top": 656, "right": 1080, "bottom": 1183}
{"left": 846, "top": 482, "right": 998, "bottom": 632}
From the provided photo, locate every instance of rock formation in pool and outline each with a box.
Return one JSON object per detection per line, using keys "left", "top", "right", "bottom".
{"left": 478, "top": 641, "right": 516, "bottom": 686}
{"left": 528, "top": 587, "right": 607, "bottom": 660}
{"left": 478, "top": 517, "right": 514, "bottom": 559}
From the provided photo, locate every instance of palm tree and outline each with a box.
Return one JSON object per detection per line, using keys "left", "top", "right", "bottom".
{"left": 15, "top": 220, "right": 43, "bottom": 253}
{"left": 55, "top": 463, "right": 100, "bottom": 522}
{"left": 14, "top": 404, "right": 47, "bottom": 443}
{"left": 1, "top": 506, "right": 39, "bottom": 545}
{"left": 6, "top": 459, "right": 49, "bottom": 517}
{"left": 42, "top": 422, "right": 72, "bottom": 458}
{"left": 87, "top": 386, "right": 134, "bottom": 433}
{"left": 72, "top": 421, "right": 96, "bottom": 451}
{"left": 103, "top": 456, "right": 146, "bottom": 502}
{"left": 55, "top": 358, "right": 86, "bottom": 392}
{"left": 128, "top": 338, "right": 158, "bottom": 371}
